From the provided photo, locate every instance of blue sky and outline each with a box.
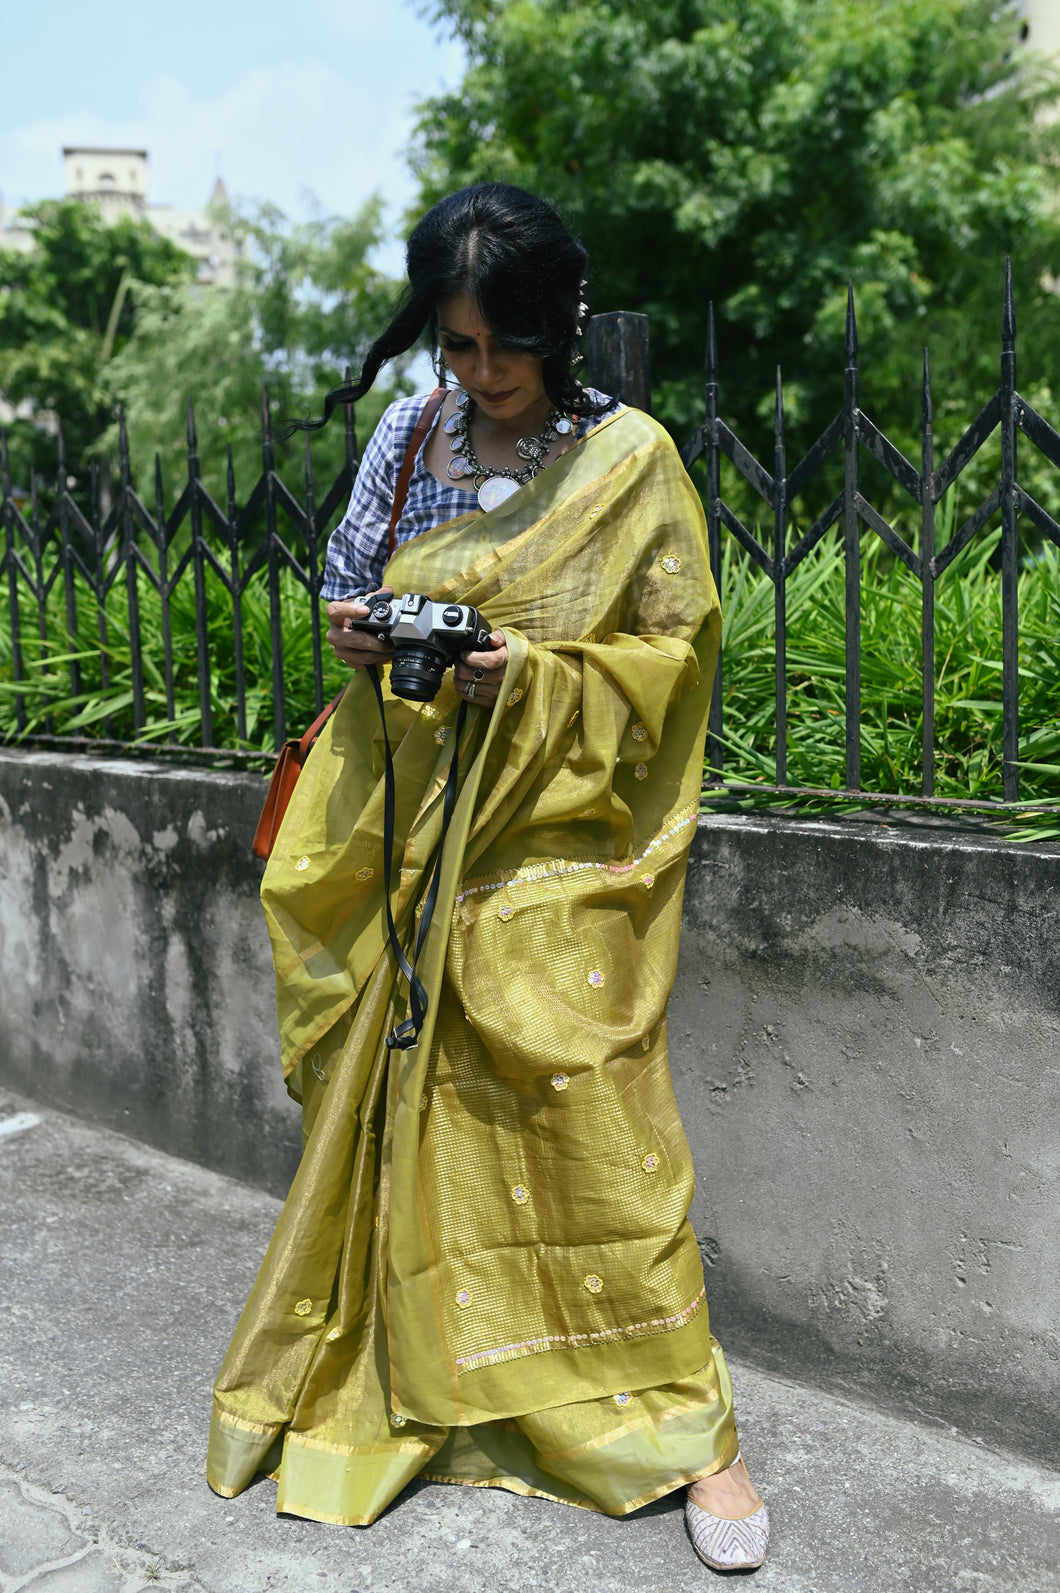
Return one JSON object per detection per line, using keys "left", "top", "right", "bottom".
{"left": 0, "top": 0, "right": 465, "bottom": 269}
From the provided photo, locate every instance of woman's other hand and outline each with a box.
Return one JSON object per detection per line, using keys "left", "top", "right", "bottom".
{"left": 326, "top": 591, "right": 395, "bottom": 670}
{"left": 454, "top": 630, "right": 508, "bottom": 707}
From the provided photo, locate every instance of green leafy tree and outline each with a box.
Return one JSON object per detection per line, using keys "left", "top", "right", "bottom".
{"left": 413, "top": 0, "right": 1060, "bottom": 472}
{"left": 0, "top": 200, "right": 193, "bottom": 487}
{"left": 100, "top": 197, "right": 410, "bottom": 504}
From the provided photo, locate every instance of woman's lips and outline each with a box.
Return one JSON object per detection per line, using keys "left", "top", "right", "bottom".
{"left": 477, "top": 387, "right": 518, "bottom": 405}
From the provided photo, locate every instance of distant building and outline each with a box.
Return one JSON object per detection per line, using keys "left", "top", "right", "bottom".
{"left": 1018, "top": 0, "right": 1060, "bottom": 60}
{"left": 0, "top": 147, "right": 243, "bottom": 286}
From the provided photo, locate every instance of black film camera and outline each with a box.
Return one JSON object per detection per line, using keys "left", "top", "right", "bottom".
{"left": 346, "top": 592, "right": 493, "bottom": 701}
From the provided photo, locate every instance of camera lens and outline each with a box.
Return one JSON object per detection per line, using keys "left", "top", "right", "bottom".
{"left": 389, "top": 644, "right": 448, "bottom": 701}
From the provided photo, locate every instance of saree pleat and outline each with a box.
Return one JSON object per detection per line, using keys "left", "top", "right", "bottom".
{"left": 208, "top": 408, "right": 738, "bottom": 1522}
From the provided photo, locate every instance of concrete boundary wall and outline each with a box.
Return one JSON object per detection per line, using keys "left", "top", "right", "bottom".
{"left": 0, "top": 748, "right": 1056, "bottom": 1465}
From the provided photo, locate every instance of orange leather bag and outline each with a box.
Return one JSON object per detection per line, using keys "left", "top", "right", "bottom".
{"left": 251, "top": 387, "right": 447, "bottom": 860}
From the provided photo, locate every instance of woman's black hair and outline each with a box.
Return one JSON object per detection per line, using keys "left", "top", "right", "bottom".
{"left": 287, "top": 183, "right": 610, "bottom": 436}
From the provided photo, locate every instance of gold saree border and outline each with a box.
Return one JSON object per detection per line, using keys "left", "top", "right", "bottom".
{"left": 455, "top": 1286, "right": 706, "bottom": 1374}
{"left": 419, "top": 1432, "right": 741, "bottom": 1519}
{"left": 284, "top": 1432, "right": 436, "bottom": 1460}
{"left": 418, "top": 1473, "right": 599, "bottom": 1513}
{"left": 535, "top": 1390, "right": 720, "bottom": 1464}
{"left": 453, "top": 800, "right": 699, "bottom": 905}
{"left": 212, "top": 1408, "right": 283, "bottom": 1437}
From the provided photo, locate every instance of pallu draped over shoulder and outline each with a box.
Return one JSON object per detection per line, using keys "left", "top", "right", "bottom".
{"left": 208, "top": 406, "right": 739, "bottom": 1524}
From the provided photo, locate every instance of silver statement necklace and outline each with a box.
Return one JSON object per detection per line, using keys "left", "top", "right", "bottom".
{"left": 443, "top": 388, "right": 574, "bottom": 511}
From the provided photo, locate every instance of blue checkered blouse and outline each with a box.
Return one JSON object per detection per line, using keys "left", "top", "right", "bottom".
{"left": 321, "top": 388, "right": 617, "bottom": 600}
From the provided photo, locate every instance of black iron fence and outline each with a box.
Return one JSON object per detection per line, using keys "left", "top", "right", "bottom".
{"left": 678, "top": 265, "right": 1058, "bottom": 809}
{"left": 2, "top": 277, "right": 1058, "bottom": 811}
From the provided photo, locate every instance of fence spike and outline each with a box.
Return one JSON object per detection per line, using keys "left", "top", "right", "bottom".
{"left": 845, "top": 282, "right": 858, "bottom": 365}
{"left": 922, "top": 346, "right": 933, "bottom": 426}
{"left": 186, "top": 396, "right": 198, "bottom": 454}
{"left": 118, "top": 404, "right": 131, "bottom": 484}
{"left": 0, "top": 428, "right": 9, "bottom": 494}
{"left": 706, "top": 303, "right": 718, "bottom": 383}
{"left": 261, "top": 380, "right": 273, "bottom": 441}
{"left": 154, "top": 452, "right": 166, "bottom": 539}
{"left": 226, "top": 442, "right": 237, "bottom": 522}
{"left": 56, "top": 417, "right": 66, "bottom": 479}
{"left": 91, "top": 458, "right": 101, "bottom": 529}
{"left": 774, "top": 364, "right": 784, "bottom": 431}
{"left": 304, "top": 427, "right": 315, "bottom": 494}
{"left": 1002, "top": 256, "right": 1015, "bottom": 351}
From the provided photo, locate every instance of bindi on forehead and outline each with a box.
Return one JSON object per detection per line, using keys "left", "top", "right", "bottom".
{"left": 437, "top": 292, "right": 488, "bottom": 337}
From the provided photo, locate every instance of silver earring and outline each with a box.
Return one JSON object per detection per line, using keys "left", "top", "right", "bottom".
{"left": 576, "top": 279, "right": 590, "bottom": 337}
{"left": 434, "top": 351, "right": 449, "bottom": 385}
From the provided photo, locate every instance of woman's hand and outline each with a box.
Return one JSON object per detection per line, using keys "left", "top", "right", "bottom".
{"left": 326, "top": 591, "right": 395, "bottom": 671}
{"left": 453, "top": 630, "right": 508, "bottom": 708}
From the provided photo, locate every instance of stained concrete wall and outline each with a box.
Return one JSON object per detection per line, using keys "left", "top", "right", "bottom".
{"left": 0, "top": 748, "right": 1056, "bottom": 1464}
{"left": 0, "top": 749, "right": 296, "bottom": 1192}
{"left": 673, "top": 814, "right": 1059, "bottom": 1469}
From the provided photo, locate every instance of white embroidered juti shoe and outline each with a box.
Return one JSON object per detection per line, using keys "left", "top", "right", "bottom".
{"left": 685, "top": 1453, "right": 770, "bottom": 1571}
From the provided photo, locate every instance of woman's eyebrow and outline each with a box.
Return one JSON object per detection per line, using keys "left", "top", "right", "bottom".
{"left": 438, "top": 325, "right": 473, "bottom": 338}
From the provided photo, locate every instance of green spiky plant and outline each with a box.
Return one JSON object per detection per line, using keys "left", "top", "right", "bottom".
{"left": 2, "top": 520, "right": 1058, "bottom": 839}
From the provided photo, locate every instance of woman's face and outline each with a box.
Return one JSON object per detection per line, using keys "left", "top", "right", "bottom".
{"left": 436, "top": 293, "right": 548, "bottom": 425}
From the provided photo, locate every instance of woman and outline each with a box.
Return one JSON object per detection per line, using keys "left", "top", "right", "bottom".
{"left": 208, "top": 183, "right": 769, "bottom": 1573}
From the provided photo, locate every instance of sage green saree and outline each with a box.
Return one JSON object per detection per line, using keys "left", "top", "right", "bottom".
{"left": 208, "top": 406, "right": 739, "bottom": 1523}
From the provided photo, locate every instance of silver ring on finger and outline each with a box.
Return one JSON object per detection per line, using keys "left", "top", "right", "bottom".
{"left": 472, "top": 667, "right": 485, "bottom": 681}
{"left": 465, "top": 681, "right": 477, "bottom": 700}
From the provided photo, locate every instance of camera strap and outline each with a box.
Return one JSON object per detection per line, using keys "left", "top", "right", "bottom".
{"left": 366, "top": 664, "right": 469, "bottom": 1051}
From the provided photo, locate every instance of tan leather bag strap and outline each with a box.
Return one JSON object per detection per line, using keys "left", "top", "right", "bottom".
{"left": 297, "top": 689, "right": 346, "bottom": 761}
{"left": 387, "top": 387, "right": 447, "bottom": 561}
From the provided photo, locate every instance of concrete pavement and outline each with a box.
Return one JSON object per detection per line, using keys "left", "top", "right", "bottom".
{"left": 0, "top": 1087, "right": 1056, "bottom": 1593}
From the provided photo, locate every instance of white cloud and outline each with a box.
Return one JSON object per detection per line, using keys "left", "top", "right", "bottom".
{"left": 6, "top": 62, "right": 418, "bottom": 214}
{"left": 0, "top": 10, "right": 464, "bottom": 270}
